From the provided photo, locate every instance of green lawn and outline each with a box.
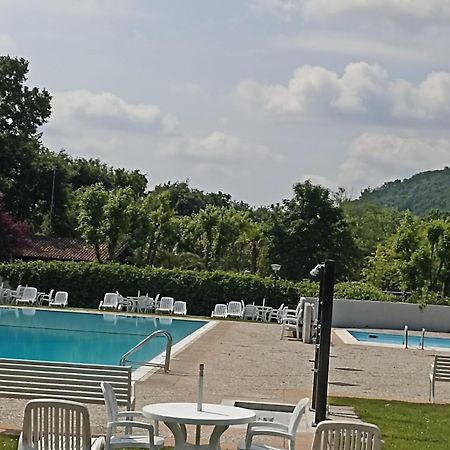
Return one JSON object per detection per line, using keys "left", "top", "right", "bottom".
{"left": 330, "top": 397, "right": 450, "bottom": 450}
{"left": 0, "top": 435, "right": 17, "bottom": 450}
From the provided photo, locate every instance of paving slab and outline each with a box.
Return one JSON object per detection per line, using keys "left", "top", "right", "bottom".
{"left": 0, "top": 319, "right": 448, "bottom": 449}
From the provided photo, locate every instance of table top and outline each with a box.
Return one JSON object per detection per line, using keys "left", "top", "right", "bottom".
{"left": 143, "top": 402, "right": 256, "bottom": 426}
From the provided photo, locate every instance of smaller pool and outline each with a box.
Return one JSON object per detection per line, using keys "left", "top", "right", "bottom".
{"left": 348, "top": 330, "right": 450, "bottom": 349}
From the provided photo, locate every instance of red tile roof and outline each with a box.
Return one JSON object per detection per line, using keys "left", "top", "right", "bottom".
{"left": 15, "top": 237, "right": 110, "bottom": 262}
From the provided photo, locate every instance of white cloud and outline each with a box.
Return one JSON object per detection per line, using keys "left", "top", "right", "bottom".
{"left": 303, "top": 0, "right": 450, "bottom": 22}
{"left": 235, "top": 63, "right": 450, "bottom": 123}
{"left": 336, "top": 132, "right": 450, "bottom": 192}
{"left": 165, "top": 131, "right": 281, "bottom": 165}
{"left": 273, "top": 34, "right": 443, "bottom": 64}
{"left": 50, "top": 90, "right": 179, "bottom": 135}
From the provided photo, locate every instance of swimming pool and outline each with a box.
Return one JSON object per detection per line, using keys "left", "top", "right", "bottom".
{"left": 0, "top": 308, "right": 207, "bottom": 367}
{"left": 347, "top": 329, "right": 450, "bottom": 350}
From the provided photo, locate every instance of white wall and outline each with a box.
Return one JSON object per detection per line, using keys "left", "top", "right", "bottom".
{"left": 332, "top": 299, "right": 450, "bottom": 332}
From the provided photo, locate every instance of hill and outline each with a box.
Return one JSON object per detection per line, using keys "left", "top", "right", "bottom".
{"left": 358, "top": 167, "right": 450, "bottom": 215}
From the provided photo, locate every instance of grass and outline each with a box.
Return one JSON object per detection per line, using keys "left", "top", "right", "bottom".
{"left": 330, "top": 397, "right": 450, "bottom": 450}
{"left": 0, "top": 436, "right": 17, "bottom": 450}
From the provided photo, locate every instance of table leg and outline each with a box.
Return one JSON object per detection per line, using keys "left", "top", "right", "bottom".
{"left": 163, "top": 421, "right": 187, "bottom": 450}
{"left": 208, "top": 425, "right": 229, "bottom": 450}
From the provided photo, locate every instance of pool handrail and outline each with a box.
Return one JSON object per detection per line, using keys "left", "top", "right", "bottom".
{"left": 120, "top": 329, "right": 172, "bottom": 372}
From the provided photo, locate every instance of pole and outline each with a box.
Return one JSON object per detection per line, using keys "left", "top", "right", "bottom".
{"left": 314, "top": 259, "right": 335, "bottom": 425}
{"left": 311, "top": 266, "right": 325, "bottom": 410}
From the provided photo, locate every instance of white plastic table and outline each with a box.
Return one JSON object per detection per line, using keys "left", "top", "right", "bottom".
{"left": 142, "top": 402, "right": 255, "bottom": 450}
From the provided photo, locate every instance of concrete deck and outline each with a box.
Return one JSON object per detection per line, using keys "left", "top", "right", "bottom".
{"left": 1, "top": 319, "right": 448, "bottom": 449}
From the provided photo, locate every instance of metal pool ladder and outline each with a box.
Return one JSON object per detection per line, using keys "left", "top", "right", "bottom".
{"left": 120, "top": 329, "right": 172, "bottom": 372}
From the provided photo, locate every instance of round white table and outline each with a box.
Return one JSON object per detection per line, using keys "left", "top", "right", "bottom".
{"left": 142, "top": 402, "right": 255, "bottom": 450}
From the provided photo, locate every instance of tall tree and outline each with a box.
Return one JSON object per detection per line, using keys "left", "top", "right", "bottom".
{"left": 268, "top": 180, "right": 357, "bottom": 280}
{"left": 0, "top": 56, "right": 51, "bottom": 136}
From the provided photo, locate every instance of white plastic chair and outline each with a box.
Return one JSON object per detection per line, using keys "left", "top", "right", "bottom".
{"left": 243, "top": 304, "right": 258, "bottom": 320}
{"left": 173, "top": 301, "right": 187, "bottom": 316}
{"left": 227, "top": 301, "right": 244, "bottom": 319}
{"left": 49, "top": 291, "right": 68, "bottom": 307}
{"left": 280, "top": 308, "right": 303, "bottom": 340}
{"left": 15, "top": 287, "right": 38, "bottom": 305}
{"left": 155, "top": 297, "right": 174, "bottom": 314}
{"left": 238, "top": 398, "right": 309, "bottom": 450}
{"left": 39, "top": 289, "right": 54, "bottom": 305}
{"left": 101, "top": 382, "right": 164, "bottom": 450}
{"left": 211, "top": 303, "right": 228, "bottom": 318}
{"left": 267, "top": 303, "right": 285, "bottom": 323}
{"left": 99, "top": 293, "right": 121, "bottom": 311}
{"left": 311, "top": 421, "right": 382, "bottom": 450}
{"left": 136, "top": 296, "right": 154, "bottom": 313}
{"left": 18, "top": 399, "right": 104, "bottom": 450}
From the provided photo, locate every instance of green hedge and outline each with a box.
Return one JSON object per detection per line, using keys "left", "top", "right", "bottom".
{"left": 0, "top": 261, "right": 398, "bottom": 316}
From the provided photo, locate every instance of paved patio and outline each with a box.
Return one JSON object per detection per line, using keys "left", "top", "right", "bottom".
{"left": 0, "top": 319, "right": 448, "bottom": 449}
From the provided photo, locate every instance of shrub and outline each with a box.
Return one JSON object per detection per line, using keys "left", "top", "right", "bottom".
{"left": 0, "top": 261, "right": 407, "bottom": 316}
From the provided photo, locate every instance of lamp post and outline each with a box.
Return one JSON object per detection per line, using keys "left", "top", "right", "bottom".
{"left": 270, "top": 263, "right": 281, "bottom": 289}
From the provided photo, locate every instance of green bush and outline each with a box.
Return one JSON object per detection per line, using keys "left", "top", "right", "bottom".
{"left": 0, "top": 261, "right": 406, "bottom": 316}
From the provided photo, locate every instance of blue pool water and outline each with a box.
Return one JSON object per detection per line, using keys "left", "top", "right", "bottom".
{"left": 0, "top": 308, "right": 206, "bottom": 367}
{"left": 349, "top": 330, "right": 450, "bottom": 349}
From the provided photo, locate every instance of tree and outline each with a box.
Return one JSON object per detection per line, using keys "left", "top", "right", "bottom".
{"left": 75, "top": 183, "right": 109, "bottom": 262}
{"left": 267, "top": 181, "right": 357, "bottom": 280}
{"left": 0, "top": 194, "right": 29, "bottom": 261}
{"left": 0, "top": 56, "right": 51, "bottom": 136}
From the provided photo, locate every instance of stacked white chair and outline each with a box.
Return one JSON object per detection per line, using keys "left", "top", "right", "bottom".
{"left": 173, "top": 301, "right": 187, "bottom": 315}
{"left": 211, "top": 303, "right": 228, "bottom": 318}
{"left": 156, "top": 297, "right": 174, "bottom": 314}
{"left": 15, "top": 287, "right": 38, "bottom": 305}
{"left": 49, "top": 291, "right": 69, "bottom": 307}
{"left": 99, "top": 293, "right": 121, "bottom": 311}
{"left": 227, "top": 301, "right": 244, "bottom": 319}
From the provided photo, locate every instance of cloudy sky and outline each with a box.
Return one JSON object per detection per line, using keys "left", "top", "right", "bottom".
{"left": 2, "top": 0, "right": 450, "bottom": 206}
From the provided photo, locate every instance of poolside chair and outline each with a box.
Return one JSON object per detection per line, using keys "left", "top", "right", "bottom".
{"left": 155, "top": 296, "right": 174, "bottom": 314}
{"left": 227, "top": 301, "right": 244, "bottom": 319}
{"left": 211, "top": 303, "right": 228, "bottom": 318}
{"left": 311, "top": 420, "right": 382, "bottom": 450}
{"left": 238, "top": 398, "right": 309, "bottom": 450}
{"left": 243, "top": 304, "right": 258, "bottom": 320}
{"left": 135, "top": 295, "right": 154, "bottom": 313}
{"left": 99, "top": 293, "right": 121, "bottom": 311}
{"left": 49, "top": 291, "right": 69, "bottom": 307}
{"left": 10, "top": 284, "right": 24, "bottom": 302}
{"left": 15, "top": 287, "right": 38, "bottom": 305}
{"left": 280, "top": 308, "right": 303, "bottom": 340}
{"left": 267, "top": 303, "right": 285, "bottom": 323}
{"left": 18, "top": 399, "right": 104, "bottom": 450}
{"left": 101, "top": 382, "right": 164, "bottom": 450}
{"left": 38, "top": 289, "right": 54, "bottom": 305}
{"left": 173, "top": 300, "right": 187, "bottom": 316}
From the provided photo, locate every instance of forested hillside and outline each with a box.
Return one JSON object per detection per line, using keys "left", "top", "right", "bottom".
{"left": 358, "top": 168, "right": 450, "bottom": 215}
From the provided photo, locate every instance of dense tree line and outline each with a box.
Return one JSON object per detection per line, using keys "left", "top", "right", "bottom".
{"left": 2, "top": 55, "right": 450, "bottom": 302}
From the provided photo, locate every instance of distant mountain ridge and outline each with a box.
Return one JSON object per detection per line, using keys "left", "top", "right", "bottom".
{"left": 358, "top": 167, "right": 450, "bottom": 215}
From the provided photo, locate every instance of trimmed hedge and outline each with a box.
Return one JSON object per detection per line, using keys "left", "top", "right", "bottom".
{"left": 0, "top": 261, "right": 398, "bottom": 316}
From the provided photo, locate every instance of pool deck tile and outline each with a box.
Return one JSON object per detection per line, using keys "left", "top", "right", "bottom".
{"left": 1, "top": 319, "right": 450, "bottom": 449}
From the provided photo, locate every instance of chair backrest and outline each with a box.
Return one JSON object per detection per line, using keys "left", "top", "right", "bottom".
{"left": 287, "top": 398, "right": 309, "bottom": 436}
{"left": 16, "top": 285, "right": 24, "bottom": 296}
{"left": 160, "top": 296, "right": 174, "bottom": 309}
{"left": 53, "top": 291, "right": 68, "bottom": 306}
{"left": 103, "top": 293, "right": 119, "bottom": 307}
{"left": 21, "top": 399, "right": 92, "bottom": 450}
{"left": 21, "top": 287, "right": 37, "bottom": 301}
{"left": 312, "top": 421, "right": 382, "bottom": 450}
{"left": 173, "top": 301, "right": 187, "bottom": 314}
{"left": 244, "top": 304, "right": 258, "bottom": 319}
{"left": 138, "top": 296, "right": 153, "bottom": 309}
{"left": 101, "top": 381, "right": 119, "bottom": 422}
{"left": 276, "top": 303, "right": 285, "bottom": 319}
{"left": 212, "top": 303, "right": 227, "bottom": 317}
{"left": 228, "top": 301, "right": 242, "bottom": 315}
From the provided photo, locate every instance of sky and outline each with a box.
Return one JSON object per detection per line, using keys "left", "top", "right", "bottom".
{"left": 1, "top": 0, "right": 450, "bottom": 207}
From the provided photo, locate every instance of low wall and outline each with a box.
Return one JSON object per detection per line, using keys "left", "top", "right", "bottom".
{"left": 332, "top": 299, "right": 450, "bottom": 333}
